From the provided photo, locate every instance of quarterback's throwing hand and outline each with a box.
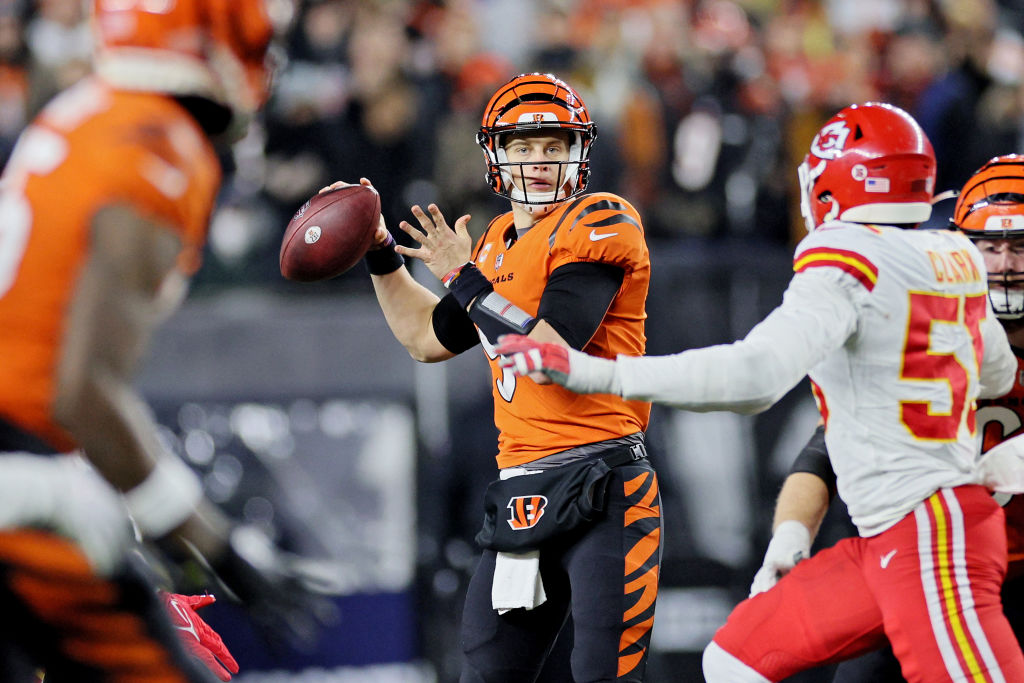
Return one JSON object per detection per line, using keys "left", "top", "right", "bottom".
{"left": 496, "top": 335, "right": 571, "bottom": 385}
{"left": 161, "top": 592, "right": 239, "bottom": 681}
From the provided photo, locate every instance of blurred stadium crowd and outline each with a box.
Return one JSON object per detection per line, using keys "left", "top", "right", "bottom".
{"left": 2, "top": 0, "right": 1023, "bottom": 287}
{"left": 5, "top": 0, "right": 1024, "bottom": 681}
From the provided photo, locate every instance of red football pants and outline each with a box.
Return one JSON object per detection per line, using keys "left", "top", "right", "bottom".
{"left": 713, "top": 485, "right": 1024, "bottom": 682}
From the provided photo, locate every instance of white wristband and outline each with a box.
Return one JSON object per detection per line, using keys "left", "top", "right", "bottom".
{"left": 124, "top": 455, "right": 203, "bottom": 539}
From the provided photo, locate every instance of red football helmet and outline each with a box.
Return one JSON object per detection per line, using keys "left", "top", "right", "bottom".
{"left": 798, "top": 102, "right": 936, "bottom": 232}
{"left": 92, "top": 0, "right": 294, "bottom": 128}
{"left": 953, "top": 154, "right": 1024, "bottom": 319}
{"left": 477, "top": 73, "right": 597, "bottom": 206}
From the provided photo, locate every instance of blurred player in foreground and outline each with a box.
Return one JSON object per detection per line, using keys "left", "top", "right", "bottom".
{"left": 326, "top": 72, "right": 660, "bottom": 682}
{"left": 497, "top": 103, "right": 1024, "bottom": 682}
{"left": 750, "top": 154, "right": 1024, "bottom": 682}
{"left": 0, "top": 0, "right": 327, "bottom": 680}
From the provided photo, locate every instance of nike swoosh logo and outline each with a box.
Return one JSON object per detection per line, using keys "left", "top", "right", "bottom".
{"left": 880, "top": 549, "right": 897, "bottom": 568}
{"left": 589, "top": 229, "right": 618, "bottom": 241}
{"left": 170, "top": 601, "right": 199, "bottom": 640}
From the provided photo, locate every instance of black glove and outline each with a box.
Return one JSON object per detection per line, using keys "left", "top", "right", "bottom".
{"left": 185, "top": 525, "right": 340, "bottom": 652}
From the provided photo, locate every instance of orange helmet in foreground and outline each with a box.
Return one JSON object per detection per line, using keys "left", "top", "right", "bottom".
{"left": 92, "top": 0, "right": 294, "bottom": 129}
{"left": 954, "top": 154, "right": 1024, "bottom": 319}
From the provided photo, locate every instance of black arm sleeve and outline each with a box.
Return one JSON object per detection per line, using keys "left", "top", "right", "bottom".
{"left": 431, "top": 293, "right": 480, "bottom": 354}
{"left": 536, "top": 262, "right": 625, "bottom": 350}
{"left": 788, "top": 424, "right": 838, "bottom": 501}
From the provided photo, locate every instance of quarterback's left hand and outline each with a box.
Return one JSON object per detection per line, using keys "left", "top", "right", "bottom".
{"left": 496, "top": 335, "right": 621, "bottom": 395}
{"left": 160, "top": 592, "right": 239, "bottom": 681}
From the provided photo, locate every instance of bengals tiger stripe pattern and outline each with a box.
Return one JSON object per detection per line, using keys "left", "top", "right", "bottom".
{"left": 618, "top": 469, "right": 660, "bottom": 677}
{"left": 0, "top": 530, "right": 198, "bottom": 681}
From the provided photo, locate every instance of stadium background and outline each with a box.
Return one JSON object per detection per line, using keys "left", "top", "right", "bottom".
{"left": 7, "top": 0, "right": 1024, "bottom": 681}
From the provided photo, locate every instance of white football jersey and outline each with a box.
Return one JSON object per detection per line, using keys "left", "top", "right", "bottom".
{"left": 615, "top": 221, "right": 1016, "bottom": 535}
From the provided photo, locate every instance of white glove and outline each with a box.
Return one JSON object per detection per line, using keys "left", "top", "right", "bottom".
{"left": 976, "top": 433, "right": 1024, "bottom": 493}
{"left": 749, "top": 520, "right": 810, "bottom": 597}
{"left": 0, "top": 454, "right": 132, "bottom": 576}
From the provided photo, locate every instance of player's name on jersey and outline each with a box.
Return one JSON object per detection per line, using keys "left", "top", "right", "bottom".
{"left": 926, "top": 247, "right": 982, "bottom": 284}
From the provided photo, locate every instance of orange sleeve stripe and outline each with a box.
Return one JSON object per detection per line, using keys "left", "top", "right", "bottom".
{"left": 794, "top": 247, "right": 878, "bottom": 291}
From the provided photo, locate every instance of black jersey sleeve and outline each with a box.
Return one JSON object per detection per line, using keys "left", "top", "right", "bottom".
{"left": 537, "top": 261, "right": 625, "bottom": 350}
{"left": 432, "top": 293, "right": 480, "bottom": 354}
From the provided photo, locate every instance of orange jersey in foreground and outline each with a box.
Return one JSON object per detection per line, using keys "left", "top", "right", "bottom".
{"left": 0, "top": 77, "right": 220, "bottom": 451}
{"left": 471, "top": 192, "right": 651, "bottom": 468}
{"left": 978, "top": 350, "right": 1024, "bottom": 577}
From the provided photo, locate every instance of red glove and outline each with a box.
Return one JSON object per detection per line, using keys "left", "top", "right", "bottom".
{"left": 161, "top": 592, "right": 240, "bottom": 681}
{"left": 496, "top": 334, "right": 571, "bottom": 383}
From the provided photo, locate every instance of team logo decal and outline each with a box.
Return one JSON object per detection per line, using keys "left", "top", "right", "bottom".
{"left": 304, "top": 226, "right": 321, "bottom": 244}
{"left": 811, "top": 121, "right": 851, "bottom": 160}
{"left": 507, "top": 495, "right": 547, "bottom": 530}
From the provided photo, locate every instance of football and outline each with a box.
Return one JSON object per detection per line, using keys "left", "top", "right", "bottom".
{"left": 279, "top": 185, "right": 381, "bottom": 282}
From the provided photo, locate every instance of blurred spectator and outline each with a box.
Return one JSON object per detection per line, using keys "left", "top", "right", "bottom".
{"left": 2, "top": 0, "right": 1020, "bottom": 278}
{"left": 24, "top": 0, "right": 90, "bottom": 116}
{"left": 0, "top": 1, "right": 27, "bottom": 168}
{"left": 915, "top": 0, "right": 1024, "bottom": 192}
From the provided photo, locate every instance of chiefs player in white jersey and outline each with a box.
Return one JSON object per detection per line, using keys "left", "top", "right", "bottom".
{"left": 740, "top": 153, "right": 1024, "bottom": 683}
{"left": 497, "top": 103, "right": 1024, "bottom": 682}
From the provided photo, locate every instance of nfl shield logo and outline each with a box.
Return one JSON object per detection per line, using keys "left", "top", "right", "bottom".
{"left": 495, "top": 253, "right": 504, "bottom": 270}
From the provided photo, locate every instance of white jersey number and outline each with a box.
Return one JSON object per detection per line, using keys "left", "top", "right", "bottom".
{"left": 479, "top": 331, "right": 516, "bottom": 402}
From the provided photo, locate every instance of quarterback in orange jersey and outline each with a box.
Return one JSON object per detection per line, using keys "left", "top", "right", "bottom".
{"left": 327, "top": 73, "right": 660, "bottom": 681}
{"left": 0, "top": 1, "right": 323, "bottom": 681}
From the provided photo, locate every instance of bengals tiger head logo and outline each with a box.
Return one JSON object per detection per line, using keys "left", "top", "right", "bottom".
{"left": 506, "top": 495, "right": 548, "bottom": 530}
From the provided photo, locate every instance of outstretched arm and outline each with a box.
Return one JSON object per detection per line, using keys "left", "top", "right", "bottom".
{"left": 497, "top": 269, "right": 858, "bottom": 413}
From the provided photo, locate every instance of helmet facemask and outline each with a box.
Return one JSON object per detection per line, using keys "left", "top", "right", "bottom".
{"left": 479, "top": 128, "right": 590, "bottom": 208}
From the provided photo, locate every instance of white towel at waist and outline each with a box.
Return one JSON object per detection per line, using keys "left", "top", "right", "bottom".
{"left": 491, "top": 467, "right": 547, "bottom": 613}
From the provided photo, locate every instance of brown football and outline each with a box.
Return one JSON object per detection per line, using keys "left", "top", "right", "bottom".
{"left": 279, "top": 185, "right": 381, "bottom": 282}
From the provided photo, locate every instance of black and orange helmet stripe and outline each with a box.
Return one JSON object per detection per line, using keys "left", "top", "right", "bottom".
{"left": 954, "top": 154, "right": 1024, "bottom": 235}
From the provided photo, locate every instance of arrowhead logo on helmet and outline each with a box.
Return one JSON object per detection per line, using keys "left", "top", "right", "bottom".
{"left": 798, "top": 102, "right": 936, "bottom": 233}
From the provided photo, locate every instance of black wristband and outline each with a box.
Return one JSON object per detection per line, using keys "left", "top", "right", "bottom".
{"left": 364, "top": 239, "right": 405, "bottom": 275}
{"left": 448, "top": 263, "right": 493, "bottom": 310}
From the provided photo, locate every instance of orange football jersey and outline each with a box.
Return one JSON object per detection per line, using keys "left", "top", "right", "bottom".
{"left": 0, "top": 77, "right": 221, "bottom": 451}
{"left": 978, "top": 351, "right": 1024, "bottom": 578}
{"left": 471, "top": 192, "right": 652, "bottom": 468}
